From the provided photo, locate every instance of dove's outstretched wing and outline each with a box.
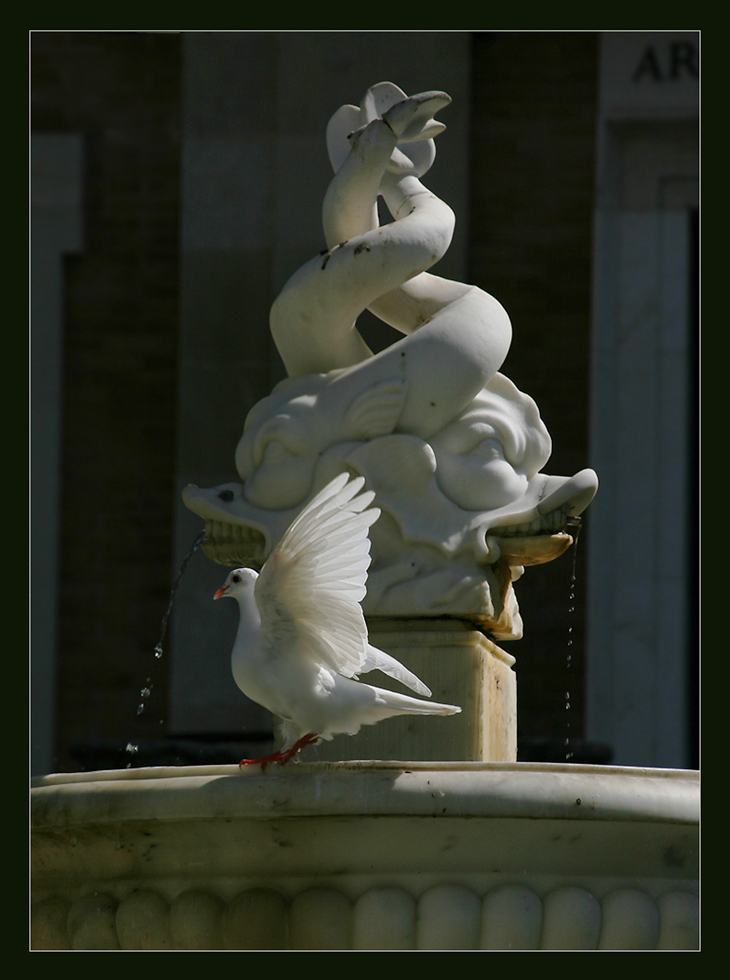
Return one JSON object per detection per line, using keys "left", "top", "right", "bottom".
{"left": 254, "top": 473, "right": 380, "bottom": 679}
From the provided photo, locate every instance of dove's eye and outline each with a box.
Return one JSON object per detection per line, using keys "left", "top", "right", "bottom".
{"left": 231, "top": 574, "right": 241, "bottom": 584}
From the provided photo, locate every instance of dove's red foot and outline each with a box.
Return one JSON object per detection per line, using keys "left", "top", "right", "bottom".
{"left": 239, "top": 733, "right": 321, "bottom": 772}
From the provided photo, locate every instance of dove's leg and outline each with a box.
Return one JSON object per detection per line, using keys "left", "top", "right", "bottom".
{"left": 280, "top": 732, "right": 321, "bottom": 762}
{"left": 239, "top": 732, "right": 320, "bottom": 772}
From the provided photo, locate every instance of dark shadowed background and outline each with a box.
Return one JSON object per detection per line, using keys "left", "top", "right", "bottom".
{"left": 31, "top": 30, "right": 698, "bottom": 775}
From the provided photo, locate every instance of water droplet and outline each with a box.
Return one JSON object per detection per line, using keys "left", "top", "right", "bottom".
{"left": 125, "top": 743, "right": 139, "bottom": 754}
{"left": 563, "top": 518, "right": 582, "bottom": 761}
{"left": 129, "top": 531, "right": 206, "bottom": 737}
{"left": 153, "top": 530, "right": 206, "bottom": 659}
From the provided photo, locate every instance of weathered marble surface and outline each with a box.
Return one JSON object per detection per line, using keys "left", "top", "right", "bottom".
{"left": 182, "top": 83, "right": 597, "bottom": 635}
{"left": 31, "top": 763, "right": 698, "bottom": 950}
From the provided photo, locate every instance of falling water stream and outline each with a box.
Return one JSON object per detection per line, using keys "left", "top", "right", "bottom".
{"left": 564, "top": 517, "right": 582, "bottom": 762}
{"left": 125, "top": 530, "right": 207, "bottom": 764}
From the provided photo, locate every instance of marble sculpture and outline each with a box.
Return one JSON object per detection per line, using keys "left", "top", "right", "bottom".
{"left": 183, "top": 82, "right": 598, "bottom": 638}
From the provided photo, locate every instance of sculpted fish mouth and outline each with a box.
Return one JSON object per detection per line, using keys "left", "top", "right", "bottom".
{"left": 201, "top": 520, "right": 267, "bottom": 569}
{"left": 488, "top": 529, "right": 575, "bottom": 567}
{"left": 182, "top": 482, "right": 290, "bottom": 570}
{"left": 483, "top": 468, "right": 596, "bottom": 566}
{"left": 487, "top": 504, "right": 579, "bottom": 566}
{"left": 491, "top": 505, "right": 574, "bottom": 538}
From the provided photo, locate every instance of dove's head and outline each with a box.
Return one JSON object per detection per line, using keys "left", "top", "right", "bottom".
{"left": 213, "top": 567, "right": 259, "bottom": 601}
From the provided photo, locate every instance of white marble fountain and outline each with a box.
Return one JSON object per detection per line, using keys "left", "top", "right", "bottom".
{"left": 31, "top": 83, "right": 698, "bottom": 950}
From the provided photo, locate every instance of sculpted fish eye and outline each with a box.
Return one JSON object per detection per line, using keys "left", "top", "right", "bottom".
{"left": 263, "top": 440, "right": 288, "bottom": 460}
{"left": 251, "top": 413, "right": 311, "bottom": 468}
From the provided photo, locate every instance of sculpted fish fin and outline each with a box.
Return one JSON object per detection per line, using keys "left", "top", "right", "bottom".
{"left": 344, "top": 379, "right": 407, "bottom": 441}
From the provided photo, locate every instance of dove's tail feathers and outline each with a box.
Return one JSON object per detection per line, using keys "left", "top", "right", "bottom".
{"left": 371, "top": 685, "right": 461, "bottom": 718}
{"left": 362, "top": 644, "right": 432, "bottom": 697}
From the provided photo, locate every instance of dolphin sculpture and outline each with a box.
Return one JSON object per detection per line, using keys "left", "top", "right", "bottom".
{"left": 183, "top": 83, "right": 598, "bottom": 638}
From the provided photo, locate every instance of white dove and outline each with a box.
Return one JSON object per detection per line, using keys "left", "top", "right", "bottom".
{"left": 214, "top": 472, "right": 461, "bottom": 769}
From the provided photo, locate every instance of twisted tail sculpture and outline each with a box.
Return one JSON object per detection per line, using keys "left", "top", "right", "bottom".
{"left": 183, "top": 83, "right": 598, "bottom": 639}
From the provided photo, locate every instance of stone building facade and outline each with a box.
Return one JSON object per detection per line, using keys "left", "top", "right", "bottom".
{"left": 30, "top": 31, "right": 698, "bottom": 775}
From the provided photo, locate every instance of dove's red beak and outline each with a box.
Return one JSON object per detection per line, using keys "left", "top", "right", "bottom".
{"left": 213, "top": 586, "right": 228, "bottom": 600}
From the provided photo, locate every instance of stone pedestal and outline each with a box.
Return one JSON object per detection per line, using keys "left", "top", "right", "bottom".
{"left": 307, "top": 619, "right": 516, "bottom": 764}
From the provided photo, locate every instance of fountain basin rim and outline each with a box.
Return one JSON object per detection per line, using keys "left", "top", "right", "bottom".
{"left": 31, "top": 762, "right": 699, "bottom": 829}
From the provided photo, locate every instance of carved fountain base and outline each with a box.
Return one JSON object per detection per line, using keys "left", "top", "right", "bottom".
{"left": 31, "top": 762, "right": 699, "bottom": 950}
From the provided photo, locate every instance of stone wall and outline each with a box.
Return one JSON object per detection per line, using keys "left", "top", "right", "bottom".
{"left": 31, "top": 32, "right": 183, "bottom": 770}
{"left": 468, "top": 32, "right": 599, "bottom": 752}
{"left": 31, "top": 31, "right": 601, "bottom": 771}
